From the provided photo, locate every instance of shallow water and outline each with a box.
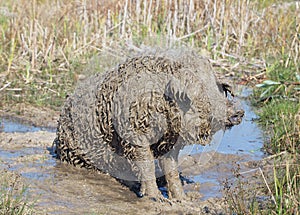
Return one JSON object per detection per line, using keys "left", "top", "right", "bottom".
{"left": 0, "top": 117, "right": 56, "bottom": 133}
{"left": 0, "top": 88, "right": 265, "bottom": 213}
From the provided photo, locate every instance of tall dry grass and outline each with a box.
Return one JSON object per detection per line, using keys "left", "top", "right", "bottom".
{"left": 0, "top": 0, "right": 299, "bottom": 75}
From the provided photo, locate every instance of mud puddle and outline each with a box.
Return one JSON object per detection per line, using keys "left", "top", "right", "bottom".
{"left": 0, "top": 88, "right": 265, "bottom": 214}
{"left": 0, "top": 117, "right": 56, "bottom": 133}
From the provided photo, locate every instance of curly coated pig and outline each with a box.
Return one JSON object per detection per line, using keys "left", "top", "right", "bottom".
{"left": 54, "top": 49, "right": 244, "bottom": 201}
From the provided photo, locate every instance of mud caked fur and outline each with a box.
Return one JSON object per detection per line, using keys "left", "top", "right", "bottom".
{"left": 54, "top": 49, "right": 244, "bottom": 200}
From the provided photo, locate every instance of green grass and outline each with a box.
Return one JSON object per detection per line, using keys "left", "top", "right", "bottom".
{"left": 0, "top": 170, "right": 34, "bottom": 215}
{"left": 253, "top": 59, "right": 300, "bottom": 154}
{"left": 272, "top": 159, "right": 300, "bottom": 214}
{"left": 251, "top": 58, "right": 300, "bottom": 214}
{"left": 258, "top": 100, "right": 298, "bottom": 152}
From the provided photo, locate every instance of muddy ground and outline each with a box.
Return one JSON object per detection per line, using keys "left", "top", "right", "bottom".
{"left": 0, "top": 96, "right": 270, "bottom": 215}
{"left": 0, "top": 130, "right": 229, "bottom": 214}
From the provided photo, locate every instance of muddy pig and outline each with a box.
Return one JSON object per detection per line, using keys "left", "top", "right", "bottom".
{"left": 54, "top": 49, "right": 244, "bottom": 201}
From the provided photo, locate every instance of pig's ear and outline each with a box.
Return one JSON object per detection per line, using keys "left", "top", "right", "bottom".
{"left": 217, "top": 82, "right": 234, "bottom": 98}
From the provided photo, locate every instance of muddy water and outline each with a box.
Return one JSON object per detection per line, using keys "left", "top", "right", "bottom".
{"left": 0, "top": 88, "right": 265, "bottom": 214}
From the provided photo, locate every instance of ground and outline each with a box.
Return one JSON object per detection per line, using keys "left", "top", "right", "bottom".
{"left": 0, "top": 130, "right": 226, "bottom": 214}
{"left": 0, "top": 100, "right": 272, "bottom": 214}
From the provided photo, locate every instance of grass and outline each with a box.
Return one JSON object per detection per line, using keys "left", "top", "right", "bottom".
{"left": 272, "top": 158, "right": 300, "bottom": 214}
{"left": 0, "top": 169, "right": 34, "bottom": 215}
{"left": 251, "top": 58, "right": 300, "bottom": 214}
{"left": 0, "top": 0, "right": 299, "bottom": 108}
{"left": 253, "top": 59, "right": 300, "bottom": 154}
{"left": 0, "top": 0, "right": 299, "bottom": 214}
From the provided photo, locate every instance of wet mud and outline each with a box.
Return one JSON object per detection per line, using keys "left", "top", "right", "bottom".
{"left": 0, "top": 88, "right": 266, "bottom": 214}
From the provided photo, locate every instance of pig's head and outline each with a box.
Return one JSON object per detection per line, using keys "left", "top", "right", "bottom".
{"left": 217, "top": 82, "right": 245, "bottom": 128}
